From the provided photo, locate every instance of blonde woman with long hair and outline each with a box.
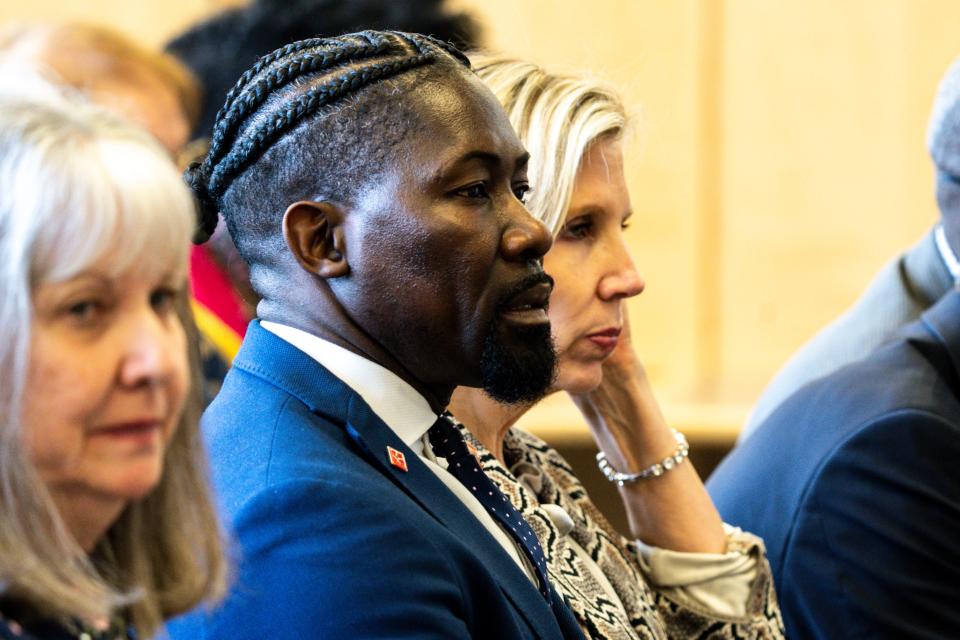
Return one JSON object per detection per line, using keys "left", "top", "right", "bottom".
{"left": 0, "top": 87, "right": 226, "bottom": 639}
{"left": 450, "top": 56, "right": 785, "bottom": 639}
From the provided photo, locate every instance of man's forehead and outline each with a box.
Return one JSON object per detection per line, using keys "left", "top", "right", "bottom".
{"left": 403, "top": 73, "right": 526, "bottom": 164}
{"left": 408, "top": 74, "right": 482, "bottom": 118}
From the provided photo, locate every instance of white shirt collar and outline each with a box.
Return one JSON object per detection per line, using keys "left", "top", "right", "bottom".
{"left": 935, "top": 223, "right": 960, "bottom": 282}
{"left": 260, "top": 321, "right": 438, "bottom": 452}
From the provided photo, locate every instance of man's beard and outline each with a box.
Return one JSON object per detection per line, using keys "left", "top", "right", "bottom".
{"left": 479, "top": 278, "right": 557, "bottom": 405}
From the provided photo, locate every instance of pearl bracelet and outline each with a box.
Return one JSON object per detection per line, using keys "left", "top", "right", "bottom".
{"left": 596, "top": 429, "right": 689, "bottom": 486}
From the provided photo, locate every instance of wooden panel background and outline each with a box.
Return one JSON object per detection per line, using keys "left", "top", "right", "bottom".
{"left": 2, "top": 0, "right": 959, "bottom": 442}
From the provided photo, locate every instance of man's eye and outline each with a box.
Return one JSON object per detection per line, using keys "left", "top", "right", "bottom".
{"left": 457, "top": 183, "right": 489, "bottom": 199}
{"left": 513, "top": 184, "right": 531, "bottom": 204}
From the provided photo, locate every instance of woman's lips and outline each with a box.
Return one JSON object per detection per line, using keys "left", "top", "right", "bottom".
{"left": 90, "top": 420, "right": 162, "bottom": 445}
{"left": 586, "top": 328, "right": 621, "bottom": 352}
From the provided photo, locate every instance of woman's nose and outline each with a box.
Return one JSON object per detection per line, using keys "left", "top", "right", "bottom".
{"left": 118, "top": 311, "right": 182, "bottom": 389}
{"left": 598, "top": 242, "right": 645, "bottom": 301}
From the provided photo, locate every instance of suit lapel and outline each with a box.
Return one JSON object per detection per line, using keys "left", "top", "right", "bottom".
{"left": 921, "top": 290, "right": 960, "bottom": 389}
{"left": 232, "top": 322, "right": 569, "bottom": 639}
{"left": 343, "top": 395, "right": 568, "bottom": 639}
{"left": 905, "top": 229, "right": 954, "bottom": 306}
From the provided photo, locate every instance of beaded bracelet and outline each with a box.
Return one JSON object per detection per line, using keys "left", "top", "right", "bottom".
{"left": 596, "top": 429, "right": 689, "bottom": 486}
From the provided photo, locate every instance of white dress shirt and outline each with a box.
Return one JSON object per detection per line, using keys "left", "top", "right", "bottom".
{"left": 935, "top": 223, "right": 960, "bottom": 281}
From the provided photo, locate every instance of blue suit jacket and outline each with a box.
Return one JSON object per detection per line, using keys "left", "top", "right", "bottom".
{"left": 708, "top": 291, "right": 960, "bottom": 638}
{"left": 168, "top": 321, "right": 583, "bottom": 639}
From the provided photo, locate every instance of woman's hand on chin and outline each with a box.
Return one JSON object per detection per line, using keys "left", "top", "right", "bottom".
{"left": 568, "top": 303, "right": 656, "bottom": 447}
{"left": 568, "top": 304, "right": 727, "bottom": 552}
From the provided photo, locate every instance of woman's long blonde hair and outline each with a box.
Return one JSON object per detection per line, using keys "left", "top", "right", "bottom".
{"left": 470, "top": 54, "right": 629, "bottom": 235}
{"left": 0, "top": 86, "right": 226, "bottom": 637}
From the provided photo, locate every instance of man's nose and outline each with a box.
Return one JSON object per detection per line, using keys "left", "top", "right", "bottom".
{"left": 501, "top": 208, "right": 553, "bottom": 262}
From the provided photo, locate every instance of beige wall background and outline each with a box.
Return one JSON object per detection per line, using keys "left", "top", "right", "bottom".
{"left": 4, "top": 0, "right": 959, "bottom": 438}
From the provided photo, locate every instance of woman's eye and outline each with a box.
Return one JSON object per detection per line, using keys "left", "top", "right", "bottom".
{"left": 66, "top": 300, "right": 102, "bottom": 322}
{"left": 457, "top": 183, "right": 489, "bottom": 200}
{"left": 150, "top": 287, "right": 178, "bottom": 314}
{"left": 563, "top": 218, "right": 594, "bottom": 239}
{"left": 621, "top": 220, "right": 632, "bottom": 231}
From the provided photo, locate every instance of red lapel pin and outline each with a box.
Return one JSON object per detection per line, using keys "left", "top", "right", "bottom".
{"left": 387, "top": 446, "right": 408, "bottom": 472}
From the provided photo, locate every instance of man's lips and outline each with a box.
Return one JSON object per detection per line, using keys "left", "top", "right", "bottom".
{"left": 499, "top": 279, "right": 553, "bottom": 326}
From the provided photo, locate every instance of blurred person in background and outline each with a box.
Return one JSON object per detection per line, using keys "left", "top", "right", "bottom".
{"left": 707, "top": 58, "right": 960, "bottom": 638}
{"left": 0, "top": 21, "right": 243, "bottom": 402}
{"left": 0, "top": 22, "right": 198, "bottom": 157}
{"left": 740, "top": 58, "right": 960, "bottom": 440}
{"left": 447, "top": 56, "right": 785, "bottom": 640}
{"left": 0, "top": 86, "right": 225, "bottom": 639}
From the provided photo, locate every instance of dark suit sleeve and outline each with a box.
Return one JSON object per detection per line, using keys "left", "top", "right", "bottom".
{"left": 781, "top": 411, "right": 960, "bottom": 639}
{"left": 192, "top": 479, "right": 475, "bottom": 640}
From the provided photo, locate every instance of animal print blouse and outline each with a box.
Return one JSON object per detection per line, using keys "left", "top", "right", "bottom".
{"left": 457, "top": 424, "right": 786, "bottom": 640}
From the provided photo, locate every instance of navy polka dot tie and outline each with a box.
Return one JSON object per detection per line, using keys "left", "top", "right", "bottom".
{"left": 428, "top": 412, "right": 552, "bottom": 600}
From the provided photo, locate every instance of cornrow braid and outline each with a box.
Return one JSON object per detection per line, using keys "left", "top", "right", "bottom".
{"left": 207, "top": 34, "right": 392, "bottom": 167}
{"left": 185, "top": 160, "right": 218, "bottom": 243}
{"left": 186, "top": 30, "right": 468, "bottom": 244}
{"left": 217, "top": 37, "right": 343, "bottom": 118}
{"left": 393, "top": 30, "right": 469, "bottom": 66}
{"left": 208, "top": 54, "right": 432, "bottom": 200}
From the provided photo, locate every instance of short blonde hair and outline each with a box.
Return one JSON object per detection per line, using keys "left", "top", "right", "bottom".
{"left": 471, "top": 54, "right": 628, "bottom": 235}
{"left": 0, "top": 87, "right": 225, "bottom": 636}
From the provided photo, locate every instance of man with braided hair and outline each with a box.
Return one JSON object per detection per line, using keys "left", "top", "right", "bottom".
{"left": 165, "top": 1, "right": 482, "bottom": 399}
{"left": 168, "top": 31, "right": 584, "bottom": 639}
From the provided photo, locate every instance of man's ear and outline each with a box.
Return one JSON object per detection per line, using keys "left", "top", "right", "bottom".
{"left": 282, "top": 201, "right": 349, "bottom": 278}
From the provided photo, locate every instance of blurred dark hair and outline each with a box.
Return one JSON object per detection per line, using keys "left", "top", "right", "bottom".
{"left": 166, "top": 0, "right": 481, "bottom": 139}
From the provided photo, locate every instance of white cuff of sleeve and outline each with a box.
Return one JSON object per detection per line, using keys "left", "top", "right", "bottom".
{"left": 633, "top": 523, "right": 760, "bottom": 618}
